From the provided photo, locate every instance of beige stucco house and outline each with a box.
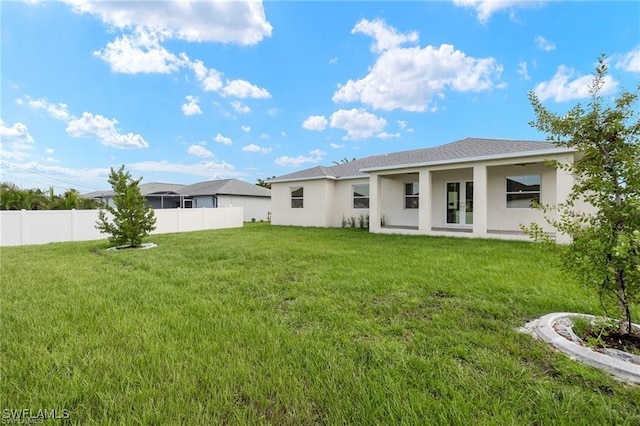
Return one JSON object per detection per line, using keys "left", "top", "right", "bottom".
{"left": 269, "top": 137, "right": 580, "bottom": 242}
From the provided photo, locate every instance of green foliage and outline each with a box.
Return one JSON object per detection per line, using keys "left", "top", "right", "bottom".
{"left": 256, "top": 176, "right": 275, "bottom": 189}
{"left": 0, "top": 182, "right": 100, "bottom": 210}
{"left": 524, "top": 55, "right": 640, "bottom": 335}
{"left": 96, "top": 165, "right": 156, "bottom": 247}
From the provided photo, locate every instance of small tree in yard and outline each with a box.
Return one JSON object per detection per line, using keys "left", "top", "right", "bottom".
{"left": 524, "top": 55, "right": 639, "bottom": 336}
{"left": 96, "top": 165, "right": 156, "bottom": 248}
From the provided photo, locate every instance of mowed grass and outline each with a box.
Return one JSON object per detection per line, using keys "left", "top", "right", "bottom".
{"left": 2, "top": 223, "right": 639, "bottom": 424}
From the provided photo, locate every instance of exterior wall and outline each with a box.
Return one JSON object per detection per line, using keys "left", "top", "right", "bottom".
{"left": 485, "top": 163, "right": 556, "bottom": 233}
{"left": 377, "top": 174, "right": 420, "bottom": 227}
{"left": 328, "top": 178, "right": 370, "bottom": 227}
{"left": 193, "top": 195, "right": 216, "bottom": 208}
{"left": 0, "top": 207, "right": 243, "bottom": 247}
{"left": 216, "top": 195, "right": 271, "bottom": 222}
{"left": 270, "top": 179, "right": 335, "bottom": 227}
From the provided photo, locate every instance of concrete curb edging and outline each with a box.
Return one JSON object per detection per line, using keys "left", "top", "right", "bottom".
{"left": 526, "top": 312, "right": 640, "bottom": 385}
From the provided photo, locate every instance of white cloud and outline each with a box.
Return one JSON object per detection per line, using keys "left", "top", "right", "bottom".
{"left": 333, "top": 20, "right": 503, "bottom": 112}
{"left": 302, "top": 115, "right": 329, "bottom": 131}
{"left": 280, "top": 131, "right": 287, "bottom": 137}
{"left": 222, "top": 79, "right": 271, "bottom": 99}
{"left": 231, "top": 100, "right": 251, "bottom": 114}
{"left": 614, "top": 46, "right": 640, "bottom": 74}
{"left": 214, "top": 133, "right": 232, "bottom": 145}
{"left": 275, "top": 149, "right": 326, "bottom": 167}
{"left": 241, "top": 125, "right": 251, "bottom": 133}
{"left": 397, "top": 120, "right": 408, "bottom": 129}
{"left": 131, "top": 159, "right": 240, "bottom": 180}
{"left": 18, "top": 96, "right": 72, "bottom": 121}
{"left": 61, "top": 0, "right": 272, "bottom": 44}
{"left": 0, "top": 119, "right": 35, "bottom": 160}
{"left": 330, "top": 143, "right": 345, "bottom": 149}
{"left": 533, "top": 65, "right": 618, "bottom": 102}
{"left": 93, "top": 29, "right": 185, "bottom": 74}
{"left": 189, "top": 59, "right": 223, "bottom": 92}
{"left": 517, "top": 61, "right": 530, "bottom": 80}
{"left": 452, "top": 0, "right": 546, "bottom": 23}
{"left": 45, "top": 148, "right": 55, "bottom": 154}
{"left": 259, "top": 133, "right": 269, "bottom": 140}
{"left": 182, "top": 95, "right": 202, "bottom": 116}
{"left": 329, "top": 57, "right": 338, "bottom": 65}
{"left": 329, "top": 109, "right": 387, "bottom": 140}
{"left": 534, "top": 35, "right": 556, "bottom": 52}
{"left": 187, "top": 144, "right": 213, "bottom": 158}
{"left": 377, "top": 132, "right": 401, "bottom": 139}
{"left": 242, "top": 144, "right": 271, "bottom": 153}
{"left": 66, "top": 112, "right": 149, "bottom": 149}
{"left": 352, "top": 18, "right": 418, "bottom": 53}
{"left": 267, "top": 108, "right": 281, "bottom": 116}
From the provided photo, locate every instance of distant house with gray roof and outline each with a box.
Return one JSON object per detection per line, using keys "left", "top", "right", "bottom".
{"left": 83, "top": 178, "right": 271, "bottom": 222}
{"left": 268, "top": 137, "right": 584, "bottom": 242}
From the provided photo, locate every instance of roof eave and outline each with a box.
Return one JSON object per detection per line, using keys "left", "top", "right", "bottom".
{"left": 269, "top": 175, "right": 338, "bottom": 184}
{"left": 360, "top": 148, "right": 575, "bottom": 173}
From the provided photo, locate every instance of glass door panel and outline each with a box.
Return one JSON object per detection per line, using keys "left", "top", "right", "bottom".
{"left": 446, "top": 182, "right": 460, "bottom": 224}
{"left": 465, "top": 181, "right": 474, "bottom": 225}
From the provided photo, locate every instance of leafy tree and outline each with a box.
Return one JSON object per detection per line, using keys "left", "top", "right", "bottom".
{"left": 256, "top": 176, "right": 275, "bottom": 189}
{"left": 96, "top": 165, "right": 156, "bottom": 248}
{"left": 524, "top": 55, "right": 639, "bottom": 335}
{"left": 332, "top": 157, "right": 356, "bottom": 165}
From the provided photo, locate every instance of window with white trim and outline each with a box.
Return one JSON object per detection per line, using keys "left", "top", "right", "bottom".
{"left": 290, "top": 186, "right": 304, "bottom": 208}
{"left": 404, "top": 182, "right": 419, "bottom": 209}
{"left": 353, "top": 184, "right": 370, "bottom": 209}
{"left": 506, "top": 175, "right": 541, "bottom": 208}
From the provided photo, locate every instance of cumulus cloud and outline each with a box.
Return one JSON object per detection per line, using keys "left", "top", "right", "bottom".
{"left": 452, "top": 0, "right": 546, "bottom": 23}
{"left": 533, "top": 65, "right": 618, "bottom": 102}
{"left": 333, "top": 19, "right": 503, "bottom": 112}
{"left": 241, "top": 125, "right": 251, "bottom": 133}
{"left": 231, "top": 101, "right": 251, "bottom": 114}
{"left": 242, "top": 144, "right": 271, "bottom": 153}
{"left": 330, "top": 143, "right": 345, "bottom": 149}
{"left": 352, "top": 18, "right": 418, "bottom": 53}
{"left": 61, "top": 0, "right": 272, "bottom": 44}
{"left": 329, "top": 57, "right": 338, "bottom": 65}
{"left": 214, "top": 133, "right": 232, "bottom": 145}
{"left": 329, "top": 109, "right": 387, "bottom": 140}
{"left": 377, "top": 132, "right": 401, "bottom": 139}
{"left": 517, "top": 61, "right": 530, "bottom": 80}
{"left": 534, "top": 35, "right": 556, "bottom": 52}
{"left": 189, "top": 59, "right": 223, "bottom": 92}
{"left": 66, "top": 112, "right": 149, "bottom": 149}
{"left": 17, "top": 97, "right": 72, "bottom": 121}
{"left": 275, "top": 149, "right": 326, "bottom": 167}
{"left": 93, "top": 29, "right": 185, "bottom": 74}
{"left": 182, "top": 95, "right": 202, "bottom": 116}
{"left": 614, "top": 46, "right": 640, "bottom": 74}
{"left": 222, "top": 79, "right": 271, "bottom": 99}
{"left": 0, "top": 119, "right": 35, "bottom": 160}
{"left": 302, "top": 115, "right": 329, "bottom": 131}
{"left": 187, "top": 144, "right": 213, "bottom": 158}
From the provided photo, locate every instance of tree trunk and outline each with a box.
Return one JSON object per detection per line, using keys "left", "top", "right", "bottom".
{"left": 615, "top": 268, "right": 631, "bottom": 335}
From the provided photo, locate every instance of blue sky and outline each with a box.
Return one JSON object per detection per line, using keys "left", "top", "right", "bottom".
{"left": 1, "top": 1, "right": 638, "bottom": 194}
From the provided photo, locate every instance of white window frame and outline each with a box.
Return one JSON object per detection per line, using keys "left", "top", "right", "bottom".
{"left": 352, "top": 184, "right": 370, "bottom": 209}
{"left": 290, "top": 186, "right": 304, "bottom": 208}
{"left": 404, "top": 182, "right": 419, "bottom": 209}
{"left": 506, "top": 175, "right": 541, "bottom": 208}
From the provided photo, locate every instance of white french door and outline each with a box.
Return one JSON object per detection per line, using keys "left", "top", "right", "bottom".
{"left": 445, "top": 181, "right": 474, "bottom": 226}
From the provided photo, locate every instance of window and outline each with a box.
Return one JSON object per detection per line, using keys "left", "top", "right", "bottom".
{"left": 404, "top": 182, "right": 419, "bottom": 209}
{"left": 506, "top": 175, "right": 541, "bottom": 208}
{"left": 353, "top": 184, "right": 370, "bottom": 209}
{"left": 291, "top": 186, "right": 304, "bottom": 208}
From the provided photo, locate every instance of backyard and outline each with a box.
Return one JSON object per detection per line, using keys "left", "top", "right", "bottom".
{"left": 1, "top": 223, "right": 639, "bottom": 424}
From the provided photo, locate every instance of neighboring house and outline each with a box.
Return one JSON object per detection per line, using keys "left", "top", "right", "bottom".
{"left": 269, "top": 137, "right": 584, "bottom": 242}
{"left": 83, "top": 178, "right": 271, "bottom": 222}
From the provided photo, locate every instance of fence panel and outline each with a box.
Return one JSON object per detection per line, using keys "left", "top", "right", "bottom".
{"left": 0, "top": 207, "right": 243, "bottom": 247}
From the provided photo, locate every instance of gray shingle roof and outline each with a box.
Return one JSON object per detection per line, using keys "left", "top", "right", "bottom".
{"left": 270, "top": 137, "right": 567, "bottom": 182}
{"left": 83, "top": 179, "right": 270, "bottom": 198}
{"left": 177, "top": 179, "right": 271, "bottom": 197}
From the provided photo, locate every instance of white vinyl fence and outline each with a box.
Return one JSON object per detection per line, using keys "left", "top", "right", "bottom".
{"left": 0, "top": 207, "right": 243, "bottom": 247}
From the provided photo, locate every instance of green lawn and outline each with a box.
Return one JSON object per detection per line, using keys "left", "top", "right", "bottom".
{"left": 2, "top": 223, "right": 639, "bottom": 424}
